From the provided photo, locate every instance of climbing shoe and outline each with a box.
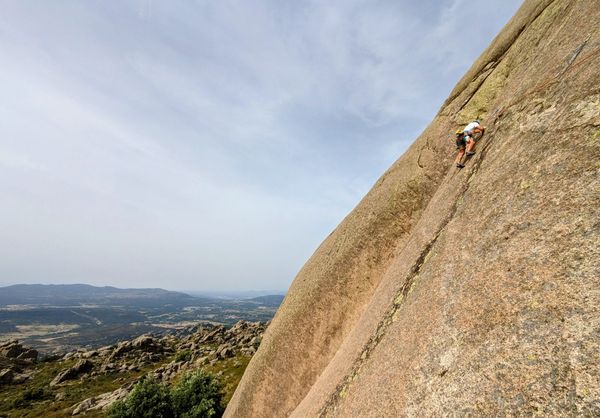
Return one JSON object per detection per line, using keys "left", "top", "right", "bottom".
{"left": 456, "top": 163, "right": 465, "bottom": 168}
{"left": 466, "top": 151, "right": 476, "bottom": 156}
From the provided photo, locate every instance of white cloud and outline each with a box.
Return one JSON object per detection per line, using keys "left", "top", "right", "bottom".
{"left": 0, "top": 0, "right": 522, "bottom": 291}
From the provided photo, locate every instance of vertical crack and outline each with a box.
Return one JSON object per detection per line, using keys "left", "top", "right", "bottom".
{"left": 318, "top": 125, "right": 499, "bottom": 417}
{"left": 556, "top": 34, "right": 591, "bottom": 78}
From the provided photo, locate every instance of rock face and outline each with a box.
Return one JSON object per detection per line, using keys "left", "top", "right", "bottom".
{"left": 225, "top": 1, "right": 600, "bottom": 416}
{"left": 0, "top": 340, "right": 38, "bottom": 386}
{"left": 51, "top": 359, "right": 94, "bottom": 386}
{"left": 71, "top": 386, "right": 131, "bottom": 415}
{"left": 107, "top": 334, "right": 171, "bottom": 363}
{"left": 0, "top": 369, "right": 14, "bottom": 385}
{"left": 152, "top": 321, "right": 266, "bottom": 382}
{"left": 0, "top": 340, "right": 38, "bottom": 362}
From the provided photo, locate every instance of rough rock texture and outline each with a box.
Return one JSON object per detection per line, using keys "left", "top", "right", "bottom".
{"left": 0, "top": 369, "right": 14, "bottom": 385}
{"left": 50, "top": 359, "right": 94, "bottom": 386}
{"left": 0, "top": 340, "right": 38, "bottom": 386}
{"left": 0, "top": 340, "right": 38, "bottom": 362}
{"left": 226, "top": 0, "right": 600, "bottom": 416}
{"left": 71, "top": 386, "right": 131, "bottom": 415}
{"left": 152, "top": 320, "right": 266, "bottom": 382}
{"left": 55, "top": 320, "right": 267, "bottom": 415}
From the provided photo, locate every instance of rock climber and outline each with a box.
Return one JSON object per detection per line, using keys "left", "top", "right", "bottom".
{"left": 454, "top": 120, "right": 485, "bottom": 168}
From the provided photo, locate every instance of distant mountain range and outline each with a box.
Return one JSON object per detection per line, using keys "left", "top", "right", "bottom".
{"left": 243, "top": 294, "right": 286, "bottom": 307}
{"left": 186, "top": 289, "right": 288, "bottom": 300}
{"left": 0, "top": 284, "right": 285, "bottom": 307}
{"left": 0, "top": 284, "right": 206, "bottom": 307}
{"left": 0, "top": 284, "right": 285, "bottom": 353}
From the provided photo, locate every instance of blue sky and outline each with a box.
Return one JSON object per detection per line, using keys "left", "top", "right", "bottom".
{"left": 0, "top": 0, "right": 522, "bottom": 292}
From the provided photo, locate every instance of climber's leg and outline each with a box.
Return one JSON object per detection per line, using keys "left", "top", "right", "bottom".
{"left": 466, "top": 136, "right": 476, "bottom": 155}
{"left": 455, "top": 148, "right": 466, "bottom": 168}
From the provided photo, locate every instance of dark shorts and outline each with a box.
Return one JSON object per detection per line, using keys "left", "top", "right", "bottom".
{"left": 464, "top": 130, "right": 478, "bottom": 142}
{"left": 456, "top": 136, "right": 466, "bottom": 149}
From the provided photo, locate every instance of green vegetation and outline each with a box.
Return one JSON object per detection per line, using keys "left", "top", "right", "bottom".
{"left": 0, "top": 357, "right": 164, "bottom": 417}
{"left": 10, "top": 386, "right": 53, "bottom": 408}
{"left": 108, "top": 371, "right": 224, "bottom": 418}
{"left": 0, "top": 319, "right": 264, "bottom": 416}
{"left": 175, "top": 350, "right": 193, "bottom": 363}
{"left": 172, "top": 372, "right": 224, "bottom": 418}
{"left": 202, "top": 355, "right": 250, "bottom": 404}
{"left": 0, "top": 352, "right": 251, "bottom": 417}
{"left": 0, "top": 358, "right": 75, "bottom": 417}
{"left": 108, "top": 378, "right": 173, "bottom": 418}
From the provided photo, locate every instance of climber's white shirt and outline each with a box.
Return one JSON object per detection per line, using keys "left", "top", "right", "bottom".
{"left": 463, "top": 122, "right": 480, "bottom": 134}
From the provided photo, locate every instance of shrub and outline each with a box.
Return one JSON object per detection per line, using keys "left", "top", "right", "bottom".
{"left": 172, "top": 371, "right": 224, "bottom": 418}
{"left": 108, "top": 371, "right": 224, "bottom": 418}
{"left": 174, "top": 350, "right": 192, "bottom": 363}
{"left": 108, "top": 377, "right": 174, "bottom": 418}
{"left": 12, "top": 387, "right": 53, "bottom": 408}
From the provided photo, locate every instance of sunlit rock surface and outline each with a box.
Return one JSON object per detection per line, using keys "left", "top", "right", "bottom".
{"left": 225, "top": 0, "right": 600, "bottom": 416}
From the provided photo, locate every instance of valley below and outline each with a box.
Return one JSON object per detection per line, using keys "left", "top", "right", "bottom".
{"left": 0, "top": 284, "right": 283, "bottom": 354}
{"left": 1, "top": 320, "right": 268, "bottom": 417}
{"left": 0, "top": 284, "right": 283, "bottom": 416}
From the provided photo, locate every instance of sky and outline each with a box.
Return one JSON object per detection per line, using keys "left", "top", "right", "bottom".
{"left": 0, "top": 0, "right": 522, "bottom": 292}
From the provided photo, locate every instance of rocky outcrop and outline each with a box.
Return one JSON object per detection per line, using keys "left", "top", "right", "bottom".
{"left": 50, "top": 359, "right": 94, "bottom": 386}
{"left": 0, "top": 320, "right": 267, "bottom": 416}
{"left": 106, "top": 334, "right": 171, "bottom": 366}
{"left": 0, "top": 340, "right": 38, "bottom": 386}
{"left": 153, "top": 320, "right": 266, "bottom": 382}
{"left": 28, "top": 320, "right": 268, "bottom": 415}
{"left": 0, "top": 340, "right": 38, "bottom": 362}
{"left": 0, "top": 368, "right": 14, "bottom": 385}
{"left": 226, "top": 0, "right": 600, "bottom": 416}
{"left": 71, "top": 386, "right": 131, "bottom": 415}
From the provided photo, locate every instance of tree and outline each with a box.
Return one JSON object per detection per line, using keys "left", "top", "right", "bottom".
{"left": 172, "top": 371, "right": 224, "bottom": 418}
{"left": 107, "top": 371, "right": 224, "bottom": 418}
{"left": 108, "top": 377, "right": 174, "bottom": 418}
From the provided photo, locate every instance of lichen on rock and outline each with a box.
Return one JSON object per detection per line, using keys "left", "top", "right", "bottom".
{"left": 225, "top": 1, "right": 600, "bottom": 417}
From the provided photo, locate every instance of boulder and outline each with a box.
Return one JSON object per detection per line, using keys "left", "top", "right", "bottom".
{"left": 200, "top": 325, "right": 226, "bottom": 343}
{"left": 11, "top": 371, "right": 33, "bottom": 384}
{"left": 17, "top": 348, "right": 38, "bottom": 362}
{"left": 0, "top": 342, "right": 25, "bottom": 358}
{"left": 131, "top": 335, "right": 154, "bottom": 349}
{"left": 0, "top": 340, "right": 17, "bottom": 348}
{"left": 81, "top": 350, "right": 98, "bottom": 359}
{"left": 217, "top": 346, "right": 235, "bottom": 359}
{"left": 0, "top": 368, "right": 14, "bottom": 385}
{"left": 108, "top": 342, "right": 130, "bottom": 359}
{"left": 100, "top": 362, "right": 116, "bottom": 373}
{"left": 72, "top": 387, "right": 129, "bottom": 415}
{"left": 108, "top": 335, "right": 167, "bottom": 362}
{"left": 51, "top": 359, "right": 94, "bottom": 386}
